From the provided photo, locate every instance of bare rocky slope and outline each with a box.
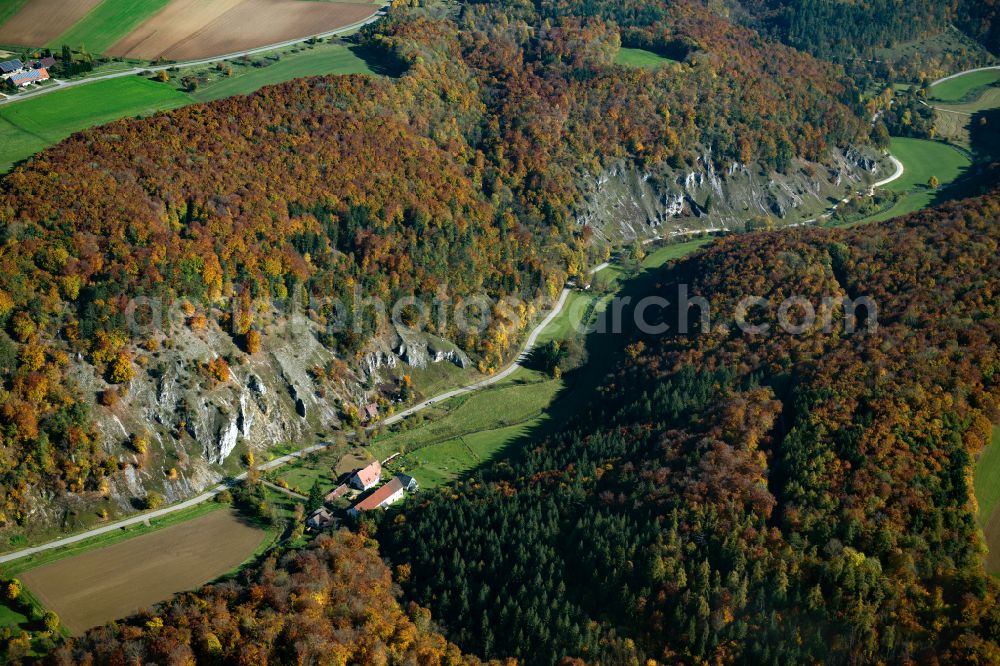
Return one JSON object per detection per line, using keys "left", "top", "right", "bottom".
{"left": 580, "top": 147, "right": 886, "bottom": 241}
{"left": 28, "top": 312, "right": 474, "bottom": 529}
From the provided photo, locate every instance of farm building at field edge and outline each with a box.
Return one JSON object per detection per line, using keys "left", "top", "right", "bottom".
{"left": 0, "top": 59, "right": 23, "bottom": 74}
{"left": 9, "top": 68, "right": 48, "bottom": 87}
{"left": 348, "top": 476, "right": 406, "bottom": 518}
{"left": 349, "top": 460, "right": 381, "bottom": 491}
{"left": 307, "top": 507, "right": 336, "bottom": 530}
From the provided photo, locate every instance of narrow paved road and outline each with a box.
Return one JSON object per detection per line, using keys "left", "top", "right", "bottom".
{"left": 0, "top": 262, "right": 611, "bottom": 564}
{"left": 873, "top": 154, "right": 905, "bottom": 189}
{"left": 0, "top": 12, "right": 383, "bottom": 108}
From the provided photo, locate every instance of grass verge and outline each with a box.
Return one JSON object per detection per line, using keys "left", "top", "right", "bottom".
{"left": 976, "top": 426, "right": 1000, "bottom": 527}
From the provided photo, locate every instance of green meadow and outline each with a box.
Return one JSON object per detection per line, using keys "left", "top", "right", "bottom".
{"left": 191, "top": 44, "right": 375, "bottom": 102}
{"left": 0, "top": 76, "right": 191, "bottom": 171}
{"left": 616, "top": 47, "right": 675, "bottom": 69}
{"left": 858, "top": 137, "right": 971, "bottom": 223}
{"left": 976, "top": 427, "right": 1000, "bottom": 527}
{"left": 48, "top": 0, "right": 171, "bottom": 54}
{"left": 929, "top": 68, "right": 1000, "bottom": 103}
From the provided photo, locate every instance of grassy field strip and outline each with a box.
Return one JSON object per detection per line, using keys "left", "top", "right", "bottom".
{"left": 48, "top": 0, "right": 171, "bottom": 53}
{"left": 929, "top": 68, "right": 1000, "bottom": 103}
{"left": 931, "top": 87, "right": 1000, "bottom": 116}
{"left": 853, "top": 137, "right": 971, "bottom": 224}
{"left": 976, "top": 427, "right": 1000, "bottom": 526}
{"left": 615, "top": 47, "right": 677, "bottom": 69}
{"left": 976, "top": 426, "right": 1000, "bottom": 576}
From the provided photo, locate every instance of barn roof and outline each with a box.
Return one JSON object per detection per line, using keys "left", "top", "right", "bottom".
{"left": 325, "top": 484, "right": 349, "bottom": 501}
{"left": 352, "top": 477, "right": 403, "bottom": 512}
{"left": 10, "top": 68, "right": 46, "bottom": 84}
{"left": 352, "top": 460, "right": 381, "bottom": 487}
{"left": 0, "top": 59, "right": 23, "bottom": 73}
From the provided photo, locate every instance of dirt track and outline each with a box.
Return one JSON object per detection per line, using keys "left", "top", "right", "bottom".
{"left": 0, "top": 0, "right": 102, "bottom": 47}
{"left": 107, "top": 0, "right": 378, "bottom": 60}
{"left": 20, "top": 509, "right": 265, "bottom": 634}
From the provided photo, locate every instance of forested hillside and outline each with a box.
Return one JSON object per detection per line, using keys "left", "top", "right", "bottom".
{"left": 384, "top": 190, "right": 1000, "bottom": 664}
{"left": 48, "top": 531, "right": 494, "bottom": 665}
{"left": 731, "top": 0, "right": 999, "bottom": 58}
{"left": 0, "top": 0, "right": 873, "bottom": 529}
{"left": 1, "top": 0, "right": 997, "bottom": 662}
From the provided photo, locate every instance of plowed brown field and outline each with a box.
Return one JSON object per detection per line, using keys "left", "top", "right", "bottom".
{"left": 107, "top": 0, "right": 377, "bottom": 61}
{"left": 20, "top": 509, "right": 265, "bottom": 634}
{"left": 0, "top": 0, "right": 102, "bottom": 48}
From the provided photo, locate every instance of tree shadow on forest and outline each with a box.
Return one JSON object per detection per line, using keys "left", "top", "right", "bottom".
{"left": 347, "top": 42, "right": 407, "bottom": 78}
{"left": 448, "top": 244, "right": 711, "bottom": 484}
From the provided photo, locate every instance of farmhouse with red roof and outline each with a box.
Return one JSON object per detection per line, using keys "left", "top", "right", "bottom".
{"left": 349, "top": 460, "right": 381, "bottom": 491}
{"left": 348, "top": 477, "right": 404, "bottom": 518}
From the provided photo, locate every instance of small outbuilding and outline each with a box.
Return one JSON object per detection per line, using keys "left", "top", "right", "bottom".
{"left": 396, "top": 473, "right": 419, "bottom": 492}
{"left": 325, "top": 483, "right": 349, "bottom": 503}
{"left": 306, "top": 507, "right": 336, "bottom": 530}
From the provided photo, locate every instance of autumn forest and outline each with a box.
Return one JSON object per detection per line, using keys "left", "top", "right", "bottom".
{"left": 0, "top": 0, "right": 997, "bottom": 663}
